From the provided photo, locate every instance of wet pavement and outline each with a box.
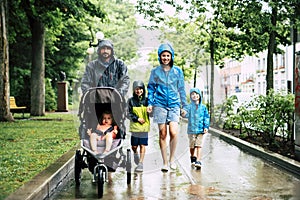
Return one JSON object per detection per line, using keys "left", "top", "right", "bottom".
{"left": 50, "top": 121, "right": 300, "bottom": 200}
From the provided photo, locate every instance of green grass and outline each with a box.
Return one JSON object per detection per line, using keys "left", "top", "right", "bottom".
{"left": 0, "top": 112, "right": 80, "bottom": 200}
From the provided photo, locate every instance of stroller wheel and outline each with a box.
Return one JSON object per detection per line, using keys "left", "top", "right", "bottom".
{"left": 74, "top": 150, "right": 82, "bottom": 186}
{"left": 126, "top": 149, "right": 131, "bottom": 184}
{"left": 97, "top": 167, "right": 104, "bottom": 198}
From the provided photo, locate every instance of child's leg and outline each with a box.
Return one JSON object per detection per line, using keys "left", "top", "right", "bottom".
{"left": 195, "top": 134, "right": 204, "bottom": 161}
{"left": 104, "top": 132, "right": 113, "bottom": 152}
{"left": 90, "top": 133, "right": 98, "bottom": 153}
{"left": 139, "top": 145, "right": 146, "bottom": 163}
{"left": 188, "top": 134, "right": 197, "bottom": 164}
{"left": 195, "top": 146, "right": 202, "bottom": 161}
{"left": 131, "top": 135, "right": 140, "bottom": 165}
{"left": 131, "top": 145, "right": 138, "bottom": 153}
{"left": 190, "top": 147, "right": 195, "bottom": 157}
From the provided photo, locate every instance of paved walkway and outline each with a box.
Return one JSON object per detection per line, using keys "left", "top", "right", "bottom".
{"left": 5, "top": 120, "right": 300, "bottom": 199}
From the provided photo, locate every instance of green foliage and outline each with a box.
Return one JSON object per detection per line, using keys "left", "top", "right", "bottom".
{"left": 240, "top": 90, "right": 295, "bottom": 145}
{"left": 45, "top": 79, "right": 57, "bottom": 111}
{"left": 214, "top": 96, "right": 241, "bottom": 130}
{"left": 136, "top": 0, "right": 299, "bottom": 92}
{"left": 0, "top": 113, "right": 79, "bottom": 199}
{"left": 7, "top": 0, "right": 139, "bottom": 113}
{"left": 88, "top": 0, "right": 139, "bottom": 63}
{"left": 215, "top": 90, "right": 295, "bottom": 148}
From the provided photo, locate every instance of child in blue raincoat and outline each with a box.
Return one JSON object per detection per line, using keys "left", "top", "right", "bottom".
{"left": 182, "top": 88, "right": 210, "bottom": 168}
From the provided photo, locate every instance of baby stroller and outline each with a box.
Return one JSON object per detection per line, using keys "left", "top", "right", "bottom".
{"left": 74, "top": 87, "right": 131, "bottom": 198}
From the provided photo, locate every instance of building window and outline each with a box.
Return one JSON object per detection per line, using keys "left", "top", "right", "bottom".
{"left": 275, "top": 54, "right": 278, "bottom": 69}
{"left": 282, "top": 54, "right": 285, "bottom": 67}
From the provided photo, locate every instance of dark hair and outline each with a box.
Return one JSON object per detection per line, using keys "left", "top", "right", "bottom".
{"left": 99, "top": 110, "right": 116, "bottom": 125}
{"left": 159, "top": 51, "right": 174, "bottom": 67}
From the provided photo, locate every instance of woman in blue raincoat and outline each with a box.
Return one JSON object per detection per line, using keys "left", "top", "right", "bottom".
{"left": 147, "top": 43, "right": 188, "bottom": 172}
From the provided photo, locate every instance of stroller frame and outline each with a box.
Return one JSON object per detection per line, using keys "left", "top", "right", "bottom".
{"left": 74, "top": 87, "right": 132, "bottom": 198}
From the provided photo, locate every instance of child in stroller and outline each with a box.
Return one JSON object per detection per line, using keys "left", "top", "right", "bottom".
{"left": 75, "top": 87, "right": 132, "bottom": 198}
{"left": 87, "top": 110, "right": 118, "bottom": 155}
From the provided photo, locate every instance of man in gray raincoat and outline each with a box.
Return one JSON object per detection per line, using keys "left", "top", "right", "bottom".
{"left": 81, "top": 39, "right": 130, "bottom": 96}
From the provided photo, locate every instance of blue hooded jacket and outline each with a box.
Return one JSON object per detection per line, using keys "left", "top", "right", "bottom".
{"left": 147, "top": 43, "right": 188, "bottom": 110}
{"left": 185, "top": 88, "right": 210, "bottom": 134}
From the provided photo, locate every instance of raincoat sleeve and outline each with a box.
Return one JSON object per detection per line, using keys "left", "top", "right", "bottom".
{"left": 178, "top": 69, "right": 188, "bottom": 111}
{"left": 81, "top": 62, "right": 95, "bottom": 94}
{"left": 147, "top": 69, "right": 156, "bottom": 106}
{"left": 116, "top": 60, "right": 130, "bottom": 97}
{"left": 127, "top": 98, "right": 139, "bottom": 122}
{"left": 184, "top": 104, "right": 191, "bottom": 118}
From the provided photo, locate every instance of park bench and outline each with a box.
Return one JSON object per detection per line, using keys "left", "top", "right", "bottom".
{"left": 10, "top": 97, "right": 27, "bottom": 118}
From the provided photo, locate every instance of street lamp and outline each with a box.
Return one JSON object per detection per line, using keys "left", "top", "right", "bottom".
{"left": 86, "top": 31, "right": 105, "bottom": 60}
{"left": 89, "top": 31, "right": 105, "bottom": 47}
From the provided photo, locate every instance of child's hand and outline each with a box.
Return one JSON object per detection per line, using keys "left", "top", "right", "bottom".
{"left": 138, "top": 118, "right": 145, "bottom": 124}
{"left": 180, "top": 109, "right": 187, "bottom": 117}
{"left": 112, "top": 125, "right": 118, "bottom": 135}
{"left": 87, "top": 128, "right": 92, "bottom": 136}
{"left": 147, "top": 106, "right": 153, "bottom": 113}
{"left": 204, "top": 128, "right": 208, "bottom": 134}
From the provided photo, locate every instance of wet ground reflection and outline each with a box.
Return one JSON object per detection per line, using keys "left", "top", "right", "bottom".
{"left": 51, "top": 121, "right": 300, "bottom": 199}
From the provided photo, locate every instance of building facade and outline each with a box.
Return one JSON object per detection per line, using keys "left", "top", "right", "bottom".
{"left": 221, "top": 42, "right": 300, "bottom": 98}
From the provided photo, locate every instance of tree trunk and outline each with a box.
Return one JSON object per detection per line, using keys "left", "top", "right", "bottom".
{"left": 0, "top": 0, "right": 14, "bottom": 122}
{"left": 209, "top": 37, "right": 215, "bottom": 125}
{"left": 30, "top": 19, "right": 45, "bottom": 116}
{"left": 266, "top": 7, "right": 277, "bottom": 93}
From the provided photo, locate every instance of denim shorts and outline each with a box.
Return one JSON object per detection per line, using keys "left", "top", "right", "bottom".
{"left": 153, "top": 106, "right": 180, "bottom": 124}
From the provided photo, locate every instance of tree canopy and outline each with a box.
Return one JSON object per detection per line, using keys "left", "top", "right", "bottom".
{"left": 2, "top": 0, "right": 139, "bottom": 121}
{"left": 136, "top": 0, "right": 300, "bottom": 91}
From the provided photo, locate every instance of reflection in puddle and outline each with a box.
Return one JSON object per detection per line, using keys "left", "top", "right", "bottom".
{"left": 185, "top": 184, "right": 218, "bottom": 198}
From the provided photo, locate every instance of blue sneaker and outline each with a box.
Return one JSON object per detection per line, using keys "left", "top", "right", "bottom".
{"left": 195, "top": 161, "right": 202, "bottom": 168}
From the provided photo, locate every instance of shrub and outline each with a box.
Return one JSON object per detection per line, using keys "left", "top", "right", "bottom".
{"left": 45, "top": 78, "right": 57, "bottom": 111}
{"left": 214, "top": 89, "right": 295, "bottom": 148}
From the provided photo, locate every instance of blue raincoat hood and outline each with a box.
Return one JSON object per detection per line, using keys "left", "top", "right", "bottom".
{"left": 157, "top": 43, "right": 175, "bottom": 63}
{"left": 190, "top": 88, "right": 202, "bottom": 104}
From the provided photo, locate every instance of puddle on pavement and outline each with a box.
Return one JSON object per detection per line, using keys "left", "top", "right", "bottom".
{"left": 51, "top": 131, "right": 300, "bottom": 200}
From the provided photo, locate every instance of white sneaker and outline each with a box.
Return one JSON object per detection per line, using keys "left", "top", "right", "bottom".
{"left": 161, "top": 165, "right": 169, "bottom": 172}
{"left": 135, "top": 162, "right": 143, "bottom": 172}
{"left": 169, "top": 162, "right": 177, "bottom": 170}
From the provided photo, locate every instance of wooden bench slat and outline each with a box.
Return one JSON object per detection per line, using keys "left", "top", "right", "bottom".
{"left": 10, "top": 97, "right": 26, "bottom": 109}
{"left": 10, "top": 97, "right": 27, "bottom": 118}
